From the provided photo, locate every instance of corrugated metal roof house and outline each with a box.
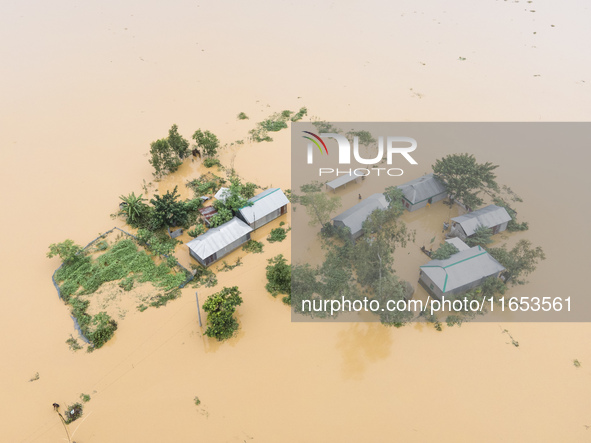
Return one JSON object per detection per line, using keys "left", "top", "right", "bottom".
{"left": 237, "top": 188, "right": 289, "bottom": 230}
{"left": 332, "top": 193, "right": 389, "bottom": 241}
{"left": 397, "top": 173, "right": 447, "bottom": 211}
{"left": 451, "top": 204, "right": 512, "bottom": 240}
{"left": 186, "top": 217, "right": 253, "bottom": 267}
{"left": 198, "top": 205, "right": 218, "bottom": 227}
{"left": 325, "top": 173, "right": 360, "bottom": 192}
{"left": 419, "top": 246, "right": 505, "bottom": 300}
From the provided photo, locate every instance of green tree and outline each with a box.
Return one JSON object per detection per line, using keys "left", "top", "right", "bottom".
{"left": 202, "top": 286, "right": 243, "bottom": 341}
{"left": 383, "top": 186, "right": 406, "bottom": 217}
{"left": 47, "top": 239, "right": 83, "bottom": 265}
{"left": 290, "top": 263, "right": 319, "bottom": 308}
{"left": 432, "top": 153, "right": 499, "bottom": 209}
{"left": 431, "top": 242, "right": 460, "bottom": 260}
{"left": 297, "top": 182, "right": 341, "bottom": 227}
{"left": 149, "top": 125, "right": 189, "bottom": 177}
{"left": 192, "top": 129, "right": 220, "bottom": 157}
{"left": 492, "top": 197, "right": 529, "bottom": 232}
{"left": 372, "top": 275, "right": 413, "bottom": 327}
{"left": 317, "top": 244, "right": 358, "bottom": 303}
{"left": 488, "top": 240, "right": 546, "bottom": 285}
{"left": 265, "top": 254, "right": 291, "bottom": 299}
{"left": 167, "top": 124, "right": 190, "bottom": 159}
{"left": 119, "top": 192, "right": 149, "bottom": 226}
{"left": 465, "top": 226, "right": 493, "bottom": 247}
{"left": 150, "top": 186, "right": 189, "bottom": 229}
{"left": 208, "top": 206, "right": 233, "bottom": 228}
{"left": 222, "top": 177, "right": 252, "bottom": 212}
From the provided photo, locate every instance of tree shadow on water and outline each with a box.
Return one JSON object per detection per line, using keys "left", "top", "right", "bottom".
{"left": 335, "top": 322, "right": 393, "bottom": 380}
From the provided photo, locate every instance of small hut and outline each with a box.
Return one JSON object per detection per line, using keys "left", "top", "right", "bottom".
{"left": 450, "top": 204, "right": 512, "bottom": 240}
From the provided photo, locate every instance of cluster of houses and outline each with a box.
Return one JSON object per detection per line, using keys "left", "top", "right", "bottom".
{"left": 186, "top": 172, "right": 514, "bottom": 301}
{"left": 329, "top": 173, "right": 512, "bottom": 300}
{"left": 186, "top": 188, "right": 289, "bottom": 267}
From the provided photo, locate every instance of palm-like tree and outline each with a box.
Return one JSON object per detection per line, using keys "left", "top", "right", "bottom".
{"left": 119, "top": 192, "right": 147, "bottom": 225}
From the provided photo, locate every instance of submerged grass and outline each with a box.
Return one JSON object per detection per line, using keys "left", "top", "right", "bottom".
{"left": 55, "top": 238, "right": 186, "bottom": 349}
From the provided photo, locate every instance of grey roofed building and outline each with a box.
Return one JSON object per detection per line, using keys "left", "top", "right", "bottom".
{"left": 451, "top": 204, "right": 512, "bottom": 239}
{"left": 237, "top": 188, "right": 289, "bottom": 230}
{"left": 325, "top": 172, "right": 359, "bottom": 192}
{"left": 332, "top": 193, "right": 389, "bottom": 240}
{"left": 186, "top": 217, "right": 253, "bottom": 267}
{"left": 397, "top": 173, "right": 447, "bottom": 211}
{"left": 419, "top": 246, "right": 505, "bottom": 300}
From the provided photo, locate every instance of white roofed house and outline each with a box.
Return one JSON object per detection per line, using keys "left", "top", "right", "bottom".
{"left": 325, "top": 172, "right": 360, "bottom": 193}
{"left": 419, "top": 246, "right": 505, "bottom": 300}
{"left": 450, "top": 204, "right": 512, "bottom": 240}
{"left": 331, "top": 193, "right": 389, "bottom": 241}
{"left": 186, "top": 217, "right": 253, "bottom": 267}
{"left": 397, "top": 173, "right": 447, "bottom": 211}
{"left": 237, "top": 188, "right": 289, "bottom": 230}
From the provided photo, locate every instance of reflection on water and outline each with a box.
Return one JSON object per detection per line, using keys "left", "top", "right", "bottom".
{"left": 336, "top": 323, "right": 393, "bottom": 380}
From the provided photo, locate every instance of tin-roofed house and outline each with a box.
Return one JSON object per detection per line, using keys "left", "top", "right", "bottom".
{"left": 186, "top": 217, "right": 253, "bottom": 267}
{"left": 237, "top": 188, "right": 289, "bottom": 230}
{"left": 325, "top": 172, "right": 360, "bottom": 193}
{"left": 419, "top": 246, "right": 505, "bottom": 300}
{"left": 450, "top": 204, "right": 512, "bottom": 240}
{"left": 332, "top": 193, "right": 389, "bottom": 241}
{"left": 397, "top": 173, "right": 447, "bottom": 211}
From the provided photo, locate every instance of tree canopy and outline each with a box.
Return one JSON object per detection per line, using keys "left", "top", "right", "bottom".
{"left": 431, "top": 242, "right": 459, "bottom": 260}
{"left": 465, "top": 226, "right": 493, "bottom": 248}
{"left": 149, "top": 125, "right": 190, "bottom": 177}
{"left": 149, "top": 186, "right": 190, "bottom": 229}
{"left": 488, "top": 240, "right": 546, "bottom": 285}
{"left": 432, "top": 153, "right": 499, "bottom": 209}
{"left": 265, "top": 254, "right": 291, "bottom": 304}
{"left": 47, "top": 239, "right": 84, "bottom": 265}
{"left": 192, "top": 129, "right": 220, "bottom": 157}
{"left": 297, "top": 182, "right": 341, "bottom": 227}
{"left": 202, "top": 286, "right": 243, "bottom": 341}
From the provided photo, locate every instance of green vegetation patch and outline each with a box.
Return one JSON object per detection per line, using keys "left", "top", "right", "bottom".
{"left": 186, "top": 173, "right": 226, "bottom": 198}
{"left": 203, "top": 286, "right": 243, "bottom": 341}
{"left": 249, "top": 107, "right": 307, "bottom": 142}
{"left": 431, "top": 242, "right": 459, "bottom": 260}
{"left": 203, "top": 158, "right": 222, "bottom": 168}
{"left": 51, "top": 237, "right": 187, "bottom": 349}
{"left": 191, "top": 266, "right": 218, "bottom": 288}
{"left": 63, "top": 403, "right": 83, "bottom": 424}
{"left": 265, "top": 254, "right": 291, "bottom": 304}
{"left": 267, "top": 227, "right": 289, "bottom": 243}
{"left": 242, "top": 240, "right": 264, "bottom": 254}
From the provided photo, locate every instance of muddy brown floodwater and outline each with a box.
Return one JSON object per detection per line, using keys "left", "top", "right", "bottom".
{"left": 1, "top": 1, "right": 591, "bottom": 442}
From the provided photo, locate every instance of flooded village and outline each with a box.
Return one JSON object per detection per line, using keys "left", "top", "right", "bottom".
{"left": 2, "top": 1, "right": 591, "bottom": 442}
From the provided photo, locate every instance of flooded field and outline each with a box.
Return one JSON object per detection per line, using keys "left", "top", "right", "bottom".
{"left": 1, "top": 0, "right": 591, "bottom": 442}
